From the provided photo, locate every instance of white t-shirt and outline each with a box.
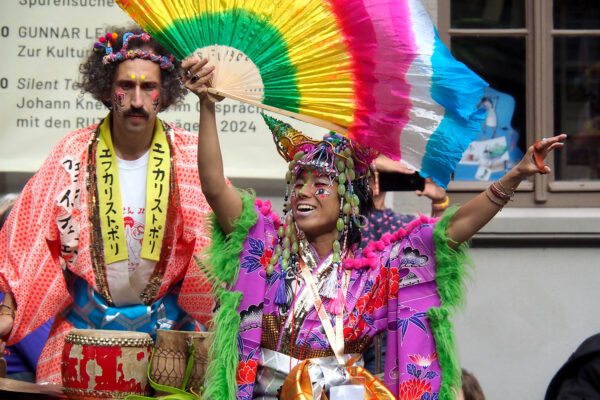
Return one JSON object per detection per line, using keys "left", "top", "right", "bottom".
{"left": 117, "top": 150, "right": 150, "bottom": 275}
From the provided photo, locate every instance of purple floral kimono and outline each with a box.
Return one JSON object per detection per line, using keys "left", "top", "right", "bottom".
{"left": 202, "top": 194, "right": 469, "bottom": 400}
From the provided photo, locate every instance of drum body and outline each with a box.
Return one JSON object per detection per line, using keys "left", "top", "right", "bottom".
{"left": 61, "top": 329, "right": 154, "bottom": 399}
{"left": 149, "top": 330, "right": 211, "bottom": 392}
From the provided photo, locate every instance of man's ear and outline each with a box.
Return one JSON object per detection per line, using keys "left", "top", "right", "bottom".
{"left": 153, "top": 92, "right": 164, "bottom": 113}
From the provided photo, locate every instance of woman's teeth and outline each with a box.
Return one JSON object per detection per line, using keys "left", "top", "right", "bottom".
{"left": 297, "top": 204, "right": 316, "bottom": 212}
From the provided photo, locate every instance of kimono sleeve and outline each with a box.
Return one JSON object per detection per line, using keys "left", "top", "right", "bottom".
{"left": 0, "top": 142, "right": 76, "bottom": 344}
{"left": 384, "top": 210, "right": 471, "bottom": 400}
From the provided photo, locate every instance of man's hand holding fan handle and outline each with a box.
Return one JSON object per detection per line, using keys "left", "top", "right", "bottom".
{"left": 182, "top": 55, "right": 223, "bottom": 102}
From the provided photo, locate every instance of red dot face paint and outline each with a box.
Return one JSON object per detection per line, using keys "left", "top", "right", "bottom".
{"left": 114, "top": 89, "right": 126, "bottom": 115}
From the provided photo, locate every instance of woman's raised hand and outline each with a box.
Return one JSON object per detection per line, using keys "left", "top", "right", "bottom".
{"left": 513, "top": 134, "right": 567, "bottom": 178}
{"left": 181, "top": 55, "right": 215, "bottom": 99}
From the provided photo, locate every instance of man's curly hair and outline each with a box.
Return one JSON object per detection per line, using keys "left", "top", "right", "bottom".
{"left": 77, "top": 25, "right": 186, "bottom": 111}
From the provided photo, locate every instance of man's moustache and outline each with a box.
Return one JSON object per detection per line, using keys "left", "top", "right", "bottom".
{"left": 124, "top": 109, "right": 149, "bottom": 119}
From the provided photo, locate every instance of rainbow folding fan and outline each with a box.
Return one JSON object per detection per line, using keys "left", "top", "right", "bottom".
{"left": 115, "top": 0, "right": 488, "bottom": 188}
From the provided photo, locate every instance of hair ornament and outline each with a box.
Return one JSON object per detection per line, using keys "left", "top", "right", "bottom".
{"left": 262, "top": 113, "right": 375, "bottom": 179}
{"left": 94, "top": 32, "right": 118, "bottom": 54}
{"left": 96, "top": 31, "right": 175, "bottom": 71}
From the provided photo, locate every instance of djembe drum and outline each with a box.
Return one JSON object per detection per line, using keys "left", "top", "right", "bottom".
{"left": 149, "top": 330, "right": 212, "bottom": 393}
{"left": 61, "top": 329, "right": 154, "bottom": 400}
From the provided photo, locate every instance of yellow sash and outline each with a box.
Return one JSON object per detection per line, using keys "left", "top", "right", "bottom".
{"left": 97, "top": 117, "right": 170, "bottom": 264}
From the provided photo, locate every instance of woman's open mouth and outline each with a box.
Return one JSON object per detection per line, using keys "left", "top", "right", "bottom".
{"left": 295, "top": 203, "right": 316, "bottom": 215}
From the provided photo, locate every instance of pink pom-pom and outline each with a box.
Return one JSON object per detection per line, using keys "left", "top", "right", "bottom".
{"left": 255, "top": 199, "right": 263, "bottom": 207}
{"left": 392, "top": 229, "right": 406, "bottom": 242}
{"left": 381, "top": 233, "right": 391, "bottom": 245}
{"left": 345, "top": 256, "right": 365, "bottom": 270}
{"left": 99, "top": 36, "right": 106, "bottom": 43}
{"left": 270, "top": 213, "right": 281, "bottom": 228}
{"left": 105, "top": 33, "right": 112, "bottom": 41}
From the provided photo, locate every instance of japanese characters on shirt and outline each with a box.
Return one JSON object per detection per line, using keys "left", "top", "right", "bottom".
{"left": 96, "top": 119, "right": 169, "bottom": 265}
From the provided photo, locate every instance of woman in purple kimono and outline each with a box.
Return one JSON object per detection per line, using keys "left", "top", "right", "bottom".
{"left": 183, "top": 58, "right": 566, "bottom": 400}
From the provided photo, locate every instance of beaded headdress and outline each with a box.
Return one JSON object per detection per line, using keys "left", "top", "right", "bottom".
{"left": 94, "top": 32, "right": 175, "bottom": 70}
{"left": 262, "top": 114, "right": 376, "bottom": 311}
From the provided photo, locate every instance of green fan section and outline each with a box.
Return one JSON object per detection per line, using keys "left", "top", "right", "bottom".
{"left": 151, "top": 8, "right": 301, "bottom": 112}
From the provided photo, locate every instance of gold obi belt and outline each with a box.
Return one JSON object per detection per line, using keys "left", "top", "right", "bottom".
{"left": 280, "top": 355, "right": 395, "bottom": 400}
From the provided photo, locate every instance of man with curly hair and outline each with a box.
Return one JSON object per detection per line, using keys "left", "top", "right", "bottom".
{"left": 0, "top": 25, "right": 217, "bottom": 384}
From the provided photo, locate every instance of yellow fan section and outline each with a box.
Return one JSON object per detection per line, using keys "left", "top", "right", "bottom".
{"left": 116, "top": 0, "right": 356, "bottom": 132}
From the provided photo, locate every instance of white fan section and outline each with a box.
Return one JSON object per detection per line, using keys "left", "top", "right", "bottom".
{"left": 194, "top": 44, "right": 264, "bottom": 102}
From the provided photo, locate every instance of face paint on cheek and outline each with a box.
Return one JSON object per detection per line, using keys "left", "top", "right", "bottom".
{"left": 315, "top": 188, "right": 332, "bottom": 198}
{"left": 114, "top": 89, "right": 126, "bottom": 115}
{"left": 151, "top": 91, "right": 160, "bottom": 112}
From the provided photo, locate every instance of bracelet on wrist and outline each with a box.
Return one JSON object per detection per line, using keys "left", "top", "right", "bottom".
{"left": 432, "top": 196, "right": 450, "bottom": 211}
{"left": 484, "top": 180, "right": 514, "bottom": 209}
{"left": 0, "top": 304, "right": 15, "bottom": 318}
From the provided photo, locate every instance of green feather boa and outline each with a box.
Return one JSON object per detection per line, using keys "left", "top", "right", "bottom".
{"left": 201, "top": 192, "right": 257, "bottom": 400}
{"left": 429, "top": 206, "right": 473, "bottom": 400}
